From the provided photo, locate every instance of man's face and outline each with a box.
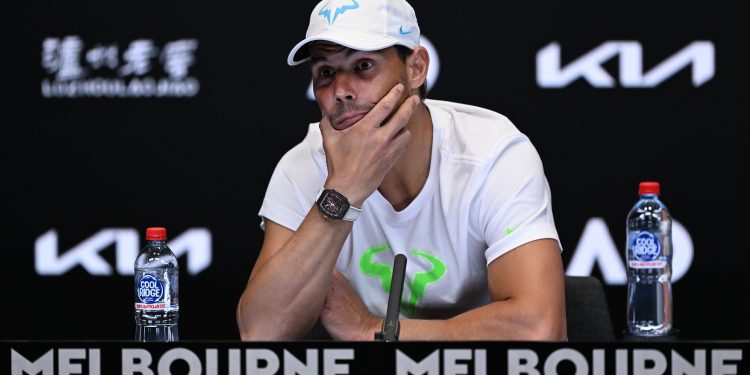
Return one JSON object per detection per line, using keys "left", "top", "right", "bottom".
{"left": 310, "top": 43, "right": 409, "bottom": 131}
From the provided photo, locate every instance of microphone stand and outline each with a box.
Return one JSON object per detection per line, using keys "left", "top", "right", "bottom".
{"left": 374, "top": 254, "right": 407, "bottom": 342}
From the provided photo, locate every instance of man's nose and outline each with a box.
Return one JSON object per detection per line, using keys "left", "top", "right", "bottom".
{"left": 334, "top": 74, "right": 356, "bottom": 103}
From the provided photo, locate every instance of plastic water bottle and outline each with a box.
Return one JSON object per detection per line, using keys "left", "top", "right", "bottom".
{"left": 626, "top": 181, "right": 673, "bottom": 336}
{"left": 134, "top": 227, "right": 179, "bottom": 341}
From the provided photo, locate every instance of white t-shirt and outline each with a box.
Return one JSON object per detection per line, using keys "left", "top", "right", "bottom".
{"left": 259, "top": 99, "right": 560, "bottom": 319}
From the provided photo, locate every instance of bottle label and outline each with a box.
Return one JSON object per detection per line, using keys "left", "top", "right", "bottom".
{"left": 629, "top": 231, "right": 665, "bottom": 268}
{"left": 136, "top": 274, "right": 164, "bottom": 309}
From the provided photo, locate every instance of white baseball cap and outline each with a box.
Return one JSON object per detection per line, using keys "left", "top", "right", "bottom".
{"left": 287, "top": 0, "right": 421, "bottom": 66}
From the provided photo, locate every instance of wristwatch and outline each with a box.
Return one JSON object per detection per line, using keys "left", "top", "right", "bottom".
{"left": 315, "top": 188, "right": 362, "bottom": 221}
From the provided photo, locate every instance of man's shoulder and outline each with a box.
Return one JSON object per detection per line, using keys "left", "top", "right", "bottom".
{"left": 276, "top": 123, "right": 325, "bottom": 171}
{"left": 426, "top": 99, "right": 526, "bottom": 163}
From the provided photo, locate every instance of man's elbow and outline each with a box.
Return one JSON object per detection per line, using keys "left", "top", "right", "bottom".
{"left": 236, "top": 296, "right": 270, "bottom": 341}
{"left": 238, "top": 323, "right": 310, "bottom": 342}
{"left": 522, "top": 311, "right": 567, "bottom": 341}
{"left": 528, "top": 320, "right": 567, "bottom": 341}
{"left": 237, "top": 317, "right": 278, "bottom": 341}
{"left": 236, "top": 301, "right": 254, "bottom": 341}
{"left": 236, "top": 308, "right": 278, "bottom": 340}
{"left": 236, "top": 300, "right": 313, "bottom": 341}
{"left": 238, "top": 327, "right": 254, "bottom": 341}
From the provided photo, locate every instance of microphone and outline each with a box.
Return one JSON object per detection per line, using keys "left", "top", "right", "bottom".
{"left": 375, "top": 254, "right": 407, "bottom": 342}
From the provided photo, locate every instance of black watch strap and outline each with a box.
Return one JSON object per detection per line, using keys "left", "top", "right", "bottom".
{"left": 315, "top": 188, "right": 362, "bottom": 221}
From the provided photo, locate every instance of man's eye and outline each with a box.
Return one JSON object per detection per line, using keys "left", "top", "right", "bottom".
{"left": 319, "top": 69, "right": 333, "bottom": 78}
{"left": 357, "top": 61, "right": 373, "bottom": 71}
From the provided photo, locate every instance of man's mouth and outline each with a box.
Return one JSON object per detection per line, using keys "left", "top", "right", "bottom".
{"left": 332, "top": 111, "right": 368, "bottom": 130}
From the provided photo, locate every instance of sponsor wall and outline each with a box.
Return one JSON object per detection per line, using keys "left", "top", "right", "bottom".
{"left": 3, "top": 0, "right": 747, "bottom": 340}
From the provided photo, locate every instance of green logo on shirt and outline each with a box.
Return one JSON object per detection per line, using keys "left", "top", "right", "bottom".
{"left": 359, "top": 244, "right": 447, "bottom": 316}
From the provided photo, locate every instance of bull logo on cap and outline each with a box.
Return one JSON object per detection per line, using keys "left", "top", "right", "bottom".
{"left": 318, "top": 0, "right": 360, "bottom": 25}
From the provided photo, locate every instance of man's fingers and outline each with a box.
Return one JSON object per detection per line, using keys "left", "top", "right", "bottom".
{"left": 383, "top": 95, "right": 420, "bottom": 139}
{"left": 319, "top": 115, "right": 334, "bottom": 136}
{"left": 387, "top": 129, "right": 411, "bottom": 161}
{"left": 361, "top": 83, "right": 405, "bottom": 128}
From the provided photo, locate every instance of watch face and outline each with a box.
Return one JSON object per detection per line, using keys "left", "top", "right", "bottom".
{"left": 318, "top": 190, "right": 349, "bottom": 219}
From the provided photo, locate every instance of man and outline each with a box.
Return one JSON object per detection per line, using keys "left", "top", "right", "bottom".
{"left": 237, "top": 0, "right": 566, "bottom": 341}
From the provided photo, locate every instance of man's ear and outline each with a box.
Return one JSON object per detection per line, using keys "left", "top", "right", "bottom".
{"left": 406, "top": 46, "right": 429, "bottom": 92}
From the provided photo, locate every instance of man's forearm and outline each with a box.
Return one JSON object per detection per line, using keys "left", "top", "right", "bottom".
{"left": 396, "top": 299, "right": 566, "bottom": 341}
{"left": 322, "top": 239, "right": 566, "bottom": 342}
{"left": 237, "top": 207, "right": 353, "bottom": 340}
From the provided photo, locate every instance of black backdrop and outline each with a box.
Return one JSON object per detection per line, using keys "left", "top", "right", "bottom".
{"left": 3, "top": 0, "right": 748, "bottom": 340}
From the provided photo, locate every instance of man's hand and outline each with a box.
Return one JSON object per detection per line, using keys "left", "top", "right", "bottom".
{"left": 320, "top": 271, "right": 381, "bottom": 341}
{"left": 320, "top": 83, "right": 420, "bottom": 206}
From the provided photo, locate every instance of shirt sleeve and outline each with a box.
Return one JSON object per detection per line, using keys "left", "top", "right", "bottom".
{"left": 257, "top": 135, "right": 325, "bottom": 231}
{"left": 478, "top": 136, "right": 561, "bottom": 265}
